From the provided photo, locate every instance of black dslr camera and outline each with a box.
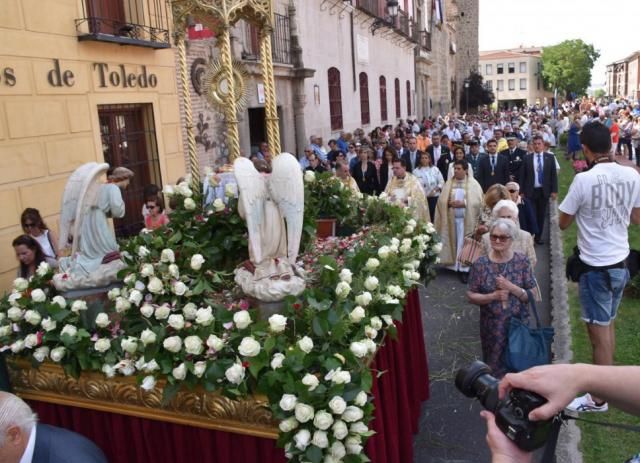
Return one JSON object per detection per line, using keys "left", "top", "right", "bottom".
{"left": 455, "top": 360, "right": 554, "bottom": 451}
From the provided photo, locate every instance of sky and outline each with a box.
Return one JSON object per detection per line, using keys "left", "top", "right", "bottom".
{"left": 479, "top": 0, "right": 640, "bottom": 88}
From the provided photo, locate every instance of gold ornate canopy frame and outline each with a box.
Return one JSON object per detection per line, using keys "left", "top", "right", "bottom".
{"left": 171, "top": 0, "right": 282, "bottom": 185}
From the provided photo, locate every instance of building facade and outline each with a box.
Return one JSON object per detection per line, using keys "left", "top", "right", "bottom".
{"left": 0, "top": 0, "right": 185, "bottom": 289}
{"left": 478, "top": 47, "right": 553, "bottom": 109}
{"left": 606, "top": 51, "right": 640, "bottom": 101}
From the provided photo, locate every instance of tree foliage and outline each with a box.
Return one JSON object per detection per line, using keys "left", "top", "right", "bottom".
{"left": 460, "top": 70, "right": 494, "bottom": 112}
{"left": 593, "top": 88, "right": 606, "bottom": 99}
{"left": 541, "top": 40, "right": 600, "bottom": 97}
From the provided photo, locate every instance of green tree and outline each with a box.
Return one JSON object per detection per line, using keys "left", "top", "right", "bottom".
{"left": 593, "top": 88, "right": 606, "bottom": 99}
{"left": 541, "top": 40, "right": 600, "bottom": 98}
{"left": 460, "top": 70, "right": 494, "bottom": 112}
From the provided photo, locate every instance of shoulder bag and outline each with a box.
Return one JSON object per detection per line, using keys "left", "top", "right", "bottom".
{"left": 504, "top": 289, "right": 554, "bottom": 373}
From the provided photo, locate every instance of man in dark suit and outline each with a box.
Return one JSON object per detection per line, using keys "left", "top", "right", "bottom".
{"left": 465, "top": 140, "right": 485, "bottom": 180}
{"left": 402, "top": 136, "right": 422, "bottom": 173}
{"left": 476, "top": 138, "right": 511, "bottom": 192}
{"left": 499, "top": 132, "right": 527, "bottom": 184}
{"left": 426, "top": 133, "right": 450, "bottom": 172}
{"left": 520, "top": 135, "right": 558, "bottom": 244}
{"left": 436, "top": 145, "right": 455, "bottom": 181}
{"left": 0, "top": 392, "right": 107, "bottom": 463}
{"left": 392, "top": 136, "right": 408, "bottom": 169}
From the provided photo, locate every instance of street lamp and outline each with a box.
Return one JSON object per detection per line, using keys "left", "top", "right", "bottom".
{"left": 370, "top": 0, "right": 399, "bottom": 35}
{"left": 464, "top": 79, "right": 470, "bottom": 112}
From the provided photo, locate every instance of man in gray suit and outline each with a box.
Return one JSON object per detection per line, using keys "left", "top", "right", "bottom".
{"left": 0, "top": 392, "right": 107, "bottom": 463}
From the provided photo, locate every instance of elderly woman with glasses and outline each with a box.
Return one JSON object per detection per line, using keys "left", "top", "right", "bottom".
{"left": 505, "top": 181, "right": 538, "bottom": 237}
{"left": 467, "top": 218, "right": 536, "bottom": 377}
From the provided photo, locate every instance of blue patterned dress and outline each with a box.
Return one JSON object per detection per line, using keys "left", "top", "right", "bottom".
{"left": 468, "top": 252, "right": 536, "bottom": 377}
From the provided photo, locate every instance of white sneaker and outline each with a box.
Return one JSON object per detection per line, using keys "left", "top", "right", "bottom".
{"left": 566, "top": 393, "right": 609, "bottom": 413}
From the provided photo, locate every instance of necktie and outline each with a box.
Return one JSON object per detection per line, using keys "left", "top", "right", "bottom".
{"left": 491, "top": 156, "right": 496, "bottom": 171}
{"left": 537, "top": 154, "right": 543, "bottom": 185}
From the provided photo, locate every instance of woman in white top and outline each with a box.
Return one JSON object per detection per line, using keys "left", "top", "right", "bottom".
{"left": 413, "top": 152, "right": 444, "bottom": 221}
{"left": 447, "top": 146, "right": 474, "bottom": 179}
{"left": 20, "top": 208, "right": 59, "bottom": 268}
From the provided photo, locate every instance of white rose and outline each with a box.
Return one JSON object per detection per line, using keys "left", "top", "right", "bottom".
{"left": 117, "top": 359, "right": 136, "bottom": 376}
{"left": 225, "top": 363, "right": 245, "bottom": 385}
{"left": 137, "top": 329, "right": 156, "bottom": 346}
{"left": 355, "top": 292, "right": 372, "bottom": 307}
{"left": 342, "top": 405, "right": 364, "bottom": 422}
{"left": 182, "top": 303, "right": 198, "bottom": 320}
{"left": 41, "top": 317, "right": 56, "bottom": 332}
{"left": 24, "top": 334, "right": 39, "bottom": 348}
{"left": 349, "top": 341, "right": 368, "bottom": 358}
{"left": 279, "top": 393, "right": 297, "bottom": 411}
{"left": 330, "top": 441, "right": 347, "bottom": 460}
{"left": 100, "top": 364, "right": 115, "bottom": 378}
{"left": 36, "top": 261, "right": 51, "bottom": 277}
{"left": 193, "top": 361, "right": 207, "bottom": 378}
{"left": 0, "top": 325, "right": 12, "bottom": 337}
{"left": 350, "top": 421, "right": 369, "bottom": 434}
{"left": 167, "top": 264, "right": 179, "bottom": 279}
{"left": 271, "top": 353, "right": 285, "bottom": 370}
{"left": 313, "top": 410, "right": 334, "bottom": 430}
{"left": 154, "top": 304, "right": 171, "bottom": 320}
{"left": 24, "top": 310, "right": 41, "bottom": 325}
{"left": 345, "top": 436, "right": 363, "bottom": 454}
{"left": 365, "top": 258, "right": 380, "bottom": 271}
{"left": 141, "top": 375, "right": 157, "bottom": 391}
{"left": 140, "top": 263, "right": 154, "bottom": 277}
{"left": 304, "top": 170, "right": 316, "bottom": 183}
{"left": 128, "top": 290, "right": 143, "bottom": 306}
{"left": 115, "top": 297, "right": 131, "bottom": 313}
{"left": 172, "top": 363, "right": 187, "bottom": 380}
{"left": 13, "top": 278, "right": 28, "bottom": 292}
{"left": 206, "top": 334, "right": 224, "bottom": 352}
{"left": 163, "top": 336, "right": 182, "bottom": 353}
{"left": 354, "top": 391, "right": 368, "bottom": 407}
{"left": 107, "top": 287, "right": 120, "bottom": 300}
{"left": 160, "top": 249, "right": 175, "bottom": 263}
{"left": 349, "top": 306, "right": 365, "bottom": 323}
{"left": 278, "top": 417, "right": 299, "bottom": 433}
{"left": 196, "top": 307, "right": 214, "bottom": 326}
{"left": 433, "top": 242, "right": 443, "bottom": 253}
{"left": 363, "top": 338, "right": 377, "bottom": 354}
{"left": 213, "top": 198, "right": 225, "bottom": 212}
{"left": 121, "top": 337, "right": 138, "bottom": 353}
{"left": 190, "top": 254, "right": 205, "bottom": 271}
{"left": 377, "top": 246, "right": 391, "bottom": 260}
{"left": 60, "top": 324, "right": 78, "bottom": 338}
{"left": 7, "top": 307, "right": 23, "bottom": 322}
{"left": 138, "top": 304, "right": 153, "bottom": 318}
{"left": 31, "top": 289, "right": 46, "bottom": 303}
{"left": 400, "top": 243, "right": 412, "bottom": 254}
{"left": 331, "top": 370, "right": 351, "bottom": 385}
{"left": 224, "top": 183, "right": 236, "bottom": 198}
{"left": 177, "top": 182, "right": 193, "bottom": 197}
{"left": 147, "top": 277, "right": 164, "bottom": 294}
{"left": 50, "top": 346, "right": 66, "bottom": 362}
{"left": 141, "top": 359, "right": 159, "bottom": 373}
{"left": 298, "top": 336, "right": 314, "bottom": 354}
{"left": 52, "top": 295, "right": 66, "bottom": 308}
{"left": 94, "top": 338, "right": 111, "bottom": 352}
{"left": 294, "top": 403, "right": 315, "bottom": 423}
{"left": 365, "top": 325, "right": 378, "bottom": 339}
{"left": 238, "top": 337, "right": 261, "bottom": 357}
{"left": 7, "top": 292, "right": 20, "bottom": 307}
{"left": 293, "top": 429, "right": 311, "bottom": 451}
{"left": 137, "top": 245, "right": 150, "bottom": 258}
{"left": 93, "top": 313, "right": 109, "bottom": 329}
{"left": 312, "top": 430, "right": 329, "bottom": 449}
{"left": 364, "top": 276, "right": 379, "bottom": 291}
{"left": 233, "top": 310, "right": 252, "bottom": 329}
{"left": 183, "top": 197, "right": 196, "bottom": 211}
{"left": 10, "top": 340, "right": 25, "bottom": 353}
{"left": 339, "top": 268, "right": 353, "bottom": 283}
{"left": 335, "top": 281, "right": 351, "bottom": 299}
{"left": 370, "top": 316, "right": 383, "bottom": 330}
{"left": 184, "top": 335, "right": 204, "bottom": 355}
{"left": 301, "top": 373, "right": 319, "bottom": 391}
{"left": 328, "top": 396, "right": 347, "bottom": 415}
{"left": 404, "top": 225, "right": 415, "bottom": 235}
{"left": 268, "top": 314, "right": 287, "bottom": 333}
{"left": 172, "top": 281, "right": 187, "bottom": 296}
{"left": 332, "top": 420, "right": 349, "bottom": 440}
{"left": 71, "top": 300, "right": 88, "bottom": 313}
{"left": 162, "top": 184, "right": 175, "bottom": 196}
{"left": 168, "top": 314, "right": 185, "bottom": 330}
{"left": 33, "top": 346, "right": 49, "bottom": 363}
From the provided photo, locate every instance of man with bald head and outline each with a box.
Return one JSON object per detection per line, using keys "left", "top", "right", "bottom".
{"left": 0, "top": 392, "right": 107, "bottom": 463}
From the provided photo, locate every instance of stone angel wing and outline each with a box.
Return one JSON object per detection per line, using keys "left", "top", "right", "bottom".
{"left": 58, "top": 162, "right": 110, "bottom": 255}
{"left": 234, "top": 157, "right": 267, "bottom": 264}
{"left": 268, "top": 153, "right": 304, "bottom": 265}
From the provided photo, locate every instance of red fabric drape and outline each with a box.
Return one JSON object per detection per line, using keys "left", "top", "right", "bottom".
{"left": 29, "top": 289, "right": 429, "bottom": 463}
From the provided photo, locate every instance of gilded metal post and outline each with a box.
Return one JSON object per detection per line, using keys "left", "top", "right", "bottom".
{"left": 217, "top": 21, "right": 241, "bottom": 162}
{"left": 259, "top": 24, "right": 281, "bottom": 155}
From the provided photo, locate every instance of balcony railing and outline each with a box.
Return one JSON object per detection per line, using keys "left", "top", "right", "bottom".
{"left": 355, "top": 0, "right": 416, "bottom": 42}
{"left": 242, "top": 14, "right": 292, "bottom": 65}
{"left": 75, "top": 0, "right": 171, "bottom": 49}
{"left": 413, "top": 30, "right": 431, "bottom": 51}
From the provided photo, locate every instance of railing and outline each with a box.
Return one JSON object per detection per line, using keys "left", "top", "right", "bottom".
{"left": 396, "top": 10, "right": 411, "bottom": 37}
{"left": 356, "top": 0, "right": 382, "bottom": 17}
{"left": 75, "top": 0, "right": 170, "bottom": 49}
{"left": 242, "top": 14, "right": 292, "bottom": 65}
{"left": 355, "top": 0, "right": 416, "bottom": 42}
{"left": 412, "top": 29, "right": 431, "bottom": 52}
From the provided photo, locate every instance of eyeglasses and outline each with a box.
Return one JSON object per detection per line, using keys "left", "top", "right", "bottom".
{"left": 489, "top": 234, "right": 512, "bottom": 243}
{"left": 23, "top": 222, "right": 36, "bottom": 229}
{"left": 507, "top": 189, "right": 518, "bottom": 193}
{"left": 146, "top": 205, "right": 157, "bottom": 210}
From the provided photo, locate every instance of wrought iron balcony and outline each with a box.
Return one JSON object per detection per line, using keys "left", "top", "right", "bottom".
{"left": 75, "top": 0, "right": 171, "bottom": 49}
{"left": 355, "top": 0, "right": 416, "bottom": 42}
{"left": 241, "top": 14, "right": 292, "bottom": 65}
{"left": 413, "top": 30, "right": 431, "bottom": 51}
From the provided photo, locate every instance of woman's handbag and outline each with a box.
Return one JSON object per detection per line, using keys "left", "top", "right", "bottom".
{"left": 504, "top": 290, "right": 554, "bottom": 373}
{"left": 457, "top": 234, "right": 482, "bottom": 267}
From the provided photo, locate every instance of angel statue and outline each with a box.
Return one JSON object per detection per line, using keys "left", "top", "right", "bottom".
{"left": 54, "top": 163, "right": 134, "bottom": 291}
{"left": 233, "top": 153, "right": 306, "bottom": 302}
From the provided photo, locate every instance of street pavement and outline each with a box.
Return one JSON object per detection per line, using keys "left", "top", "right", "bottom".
{"left": 413, "top": 223, "right": 551, "bottom": 463}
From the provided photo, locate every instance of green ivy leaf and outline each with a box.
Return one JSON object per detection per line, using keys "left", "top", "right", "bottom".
{"left": 305, "top": 445, "right": 323, "bottom": 463}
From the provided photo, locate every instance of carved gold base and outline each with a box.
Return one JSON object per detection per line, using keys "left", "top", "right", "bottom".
{"left": 7, "top": 359, "right": 279, "bottom": 439}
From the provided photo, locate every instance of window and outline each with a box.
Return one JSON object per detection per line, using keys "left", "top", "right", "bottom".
{"left": 485, "top": 64, "right": 493, "bottom": 75}
{"left": 379, "top": 76, "right": 388, "bottom": 121}
{"left": 519, "top": 78, "right": 527, "bottom": 90}
{"left": 497, "top": 64, "right": 504, "bottom": 74}
{"left": 519, "top": 61, "right": 527, "bottom": 73}
{"left": 394, "top": 78, "right": 401, "bottom": 119}
{"left": 508, "top": 62, "right": 515, "bottom": 73}
{"left": 497, "top": 80, "right": 504, "bottom": 91}
{"left": 486, "top": 80, "right": 493, "bottom": 90}
{"left": 328, "top": 67, "right": 343, "bottom": 130}
{"left": 359, "top": 72, "right": 370, "bottom": 126}
{"left": 406, "top": 81, "right": 412, "bottom": 116}
{"left": 508, "top": 79, "right": 515, "bottom": 91}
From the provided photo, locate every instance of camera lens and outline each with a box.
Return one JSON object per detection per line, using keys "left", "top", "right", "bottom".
{"left": 454, "top": 360, "right": 500, "bottom": 412}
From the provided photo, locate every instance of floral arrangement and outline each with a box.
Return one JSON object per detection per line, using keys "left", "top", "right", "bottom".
{"left": 303, "top": 171, "right": 359, "bottom": 224}
{"left": 0, "top": 174, "right": 441, "bottom": 463}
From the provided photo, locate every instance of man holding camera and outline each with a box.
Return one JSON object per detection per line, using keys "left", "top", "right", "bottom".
{"left": 558, "top": 121, "right": 640, "bottom": 412}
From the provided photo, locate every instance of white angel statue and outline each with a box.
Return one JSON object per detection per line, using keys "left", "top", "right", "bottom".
{"left": 54, "top": 163, "right": 133, "bottom": 291}
{"left": 233, "top": 153, "right": 306, "bottom": 302}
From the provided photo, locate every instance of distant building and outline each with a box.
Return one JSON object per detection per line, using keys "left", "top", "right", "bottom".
{"left": 606, "top": 51, "right": 640, "bottom": 101}
{"left": 478, "top": 47, "right": 553, "bottom": 109}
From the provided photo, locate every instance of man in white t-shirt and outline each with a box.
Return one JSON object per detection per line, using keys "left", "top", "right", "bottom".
{"left": 559, "top": 121, "right": 640, "bottom": 413}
